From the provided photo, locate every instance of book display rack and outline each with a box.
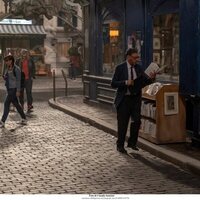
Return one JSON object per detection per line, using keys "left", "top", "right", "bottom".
{"left": 139, "top": 83, "right": 186, "bottom": 144}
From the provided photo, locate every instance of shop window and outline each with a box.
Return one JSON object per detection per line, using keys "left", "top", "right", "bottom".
{"left": 153, "top": 14, "right": 179, "bottom": 80}
{"left": 102, "top": 21, "right": 123, "bottom": 76}
{"left": 127, "top": 31, "right": 142, "bottom": 59}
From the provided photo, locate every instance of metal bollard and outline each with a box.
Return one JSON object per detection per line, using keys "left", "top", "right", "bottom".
{"left": 61, "top": 69, "right": 68, "bottom": 96}
{"left": 53, "top": 69, "right": 56, "bottom": 101}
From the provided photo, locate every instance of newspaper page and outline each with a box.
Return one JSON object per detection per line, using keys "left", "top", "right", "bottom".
{"left": 145, "top": 62, "right": 160, "bottom": 77}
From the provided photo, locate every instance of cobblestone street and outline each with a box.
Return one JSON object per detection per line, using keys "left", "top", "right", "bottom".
{"left": 0, "top": 101, "right": 200, "bottom": 194}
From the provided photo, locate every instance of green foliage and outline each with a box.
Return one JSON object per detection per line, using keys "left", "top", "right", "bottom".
{"left": 73, "top": 0, "right": 89, "bottom": 5}
{"left": 68, "top": 47, "right": 79, "bottom": 56}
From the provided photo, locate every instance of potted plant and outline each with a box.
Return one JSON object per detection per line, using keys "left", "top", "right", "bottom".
{"left": 68, "top": 47, "right": 79, "bottom": 56}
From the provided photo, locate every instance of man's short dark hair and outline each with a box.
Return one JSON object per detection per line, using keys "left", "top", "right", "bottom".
{"left": 125, "top": 48, "right": 138, "bottom": 57}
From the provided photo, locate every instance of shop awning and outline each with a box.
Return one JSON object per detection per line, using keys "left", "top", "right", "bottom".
{"left": 0, "top": 25, "right": 46, "bottom": 36}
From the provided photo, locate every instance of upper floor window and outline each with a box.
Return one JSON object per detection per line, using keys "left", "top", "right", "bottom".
{"left": 153, "top": 13, "right": 179, "bottom": 80}
{"left": 72, "top": 15, "right": 77, "bottom": 28}
{"left": 57, "top": 11, "right": 65, "bottom": 27}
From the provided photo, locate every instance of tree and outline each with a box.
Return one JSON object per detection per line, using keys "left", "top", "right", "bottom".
{"left": 11, "top": 0, "right": 63, "bottom": 20}
{"left": 10, "top": 0, "right": 89, "bottom": 20}
{"left": 10, "top": 0, "right": 89, "bottom": 37}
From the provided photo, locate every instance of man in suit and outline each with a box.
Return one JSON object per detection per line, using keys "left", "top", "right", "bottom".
{"left": 111, "top": 48, "right": 156, "bottom": 154}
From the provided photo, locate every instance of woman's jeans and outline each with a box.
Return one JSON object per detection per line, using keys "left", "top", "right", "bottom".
{"left": 1, "top": 88, "right": 26, "bottom": 122}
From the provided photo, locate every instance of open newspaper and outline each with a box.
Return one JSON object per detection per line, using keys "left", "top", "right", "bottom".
{"left": 145, "top": 62, "right": 167, "bottom": 77}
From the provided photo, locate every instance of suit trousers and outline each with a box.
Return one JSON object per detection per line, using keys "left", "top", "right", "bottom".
{"left": 116, "top": 95, "right": 141, "bottom": 148}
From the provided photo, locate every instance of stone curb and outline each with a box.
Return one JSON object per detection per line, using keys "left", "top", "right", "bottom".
{"left": 49, "top": 97, "right": 200, "bottom": 176}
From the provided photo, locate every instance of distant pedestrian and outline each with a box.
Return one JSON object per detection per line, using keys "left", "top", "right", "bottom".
{"left": 69, "top": 55, "right": 80, "bottom": 80}
{"left": 0, "top": 54, "right": 27, "bottom": 128}
{"left": 111, "top": 48, "right": 156, "bottom": 154}
{"left": 17, "top": 50, "right": 36, "bottom": 112}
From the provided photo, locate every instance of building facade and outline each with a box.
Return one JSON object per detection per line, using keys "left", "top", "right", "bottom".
{"left": 0, "top": 0, "right": 46, "bottom": 75}
{"left": 43, "top": 1, "right": 83, "bottom": 76}
{"left": 0, "top": 0, "right": 83, "bottom": 77}
{"left": 83, "top": 0, "right": 200, "bottom": 143}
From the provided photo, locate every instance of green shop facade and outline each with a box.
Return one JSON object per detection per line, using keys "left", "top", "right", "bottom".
{"left": 83, "top": 0, "right": 200, "bottom": 144}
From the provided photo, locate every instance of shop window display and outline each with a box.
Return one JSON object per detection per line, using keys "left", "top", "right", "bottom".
{"left": 0, "top": 46, "right": 48, "bottom": 76}
{"left": 30, "top": 47, "right": 48, "bottom": 76}
{"left": 127, "top": 31, "right": 142, "bottom": 59}
{"left": 153, "top": 14, "right": 179, "bottom": 80}
{"left": 102, "top": 21, "right": 123, "bottom": 76}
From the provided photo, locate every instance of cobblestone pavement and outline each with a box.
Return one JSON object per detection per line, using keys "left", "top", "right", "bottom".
{"left": 0, "top": 76, "right": 83, "bottom": 91}
{"left": 0, "top": 102, "right": 200, "bottom": 194}
{"left": 0, "top": 76, "right": 83, "bottom": 103}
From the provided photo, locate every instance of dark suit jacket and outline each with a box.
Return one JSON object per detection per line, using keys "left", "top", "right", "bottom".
{"left": 111, "top": 61, "right": 153, "bottom": 108}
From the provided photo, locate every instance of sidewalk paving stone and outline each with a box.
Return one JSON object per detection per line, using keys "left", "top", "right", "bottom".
{"left": 0, "top": 103, "right": 199, "bottom": 193}
{"left": 1, "top": 76, "right": 200, "bottom": 194}
{"left": 49, "top": 95, "right": 200, "bottom": 176}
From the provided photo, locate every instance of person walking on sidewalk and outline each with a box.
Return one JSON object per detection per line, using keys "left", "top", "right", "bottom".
{"left": 17, "top": 50, "right": 35, "bottom": 112}
{"left": 69, "top": 55, "right": 80, "bottom": 80}
{"left": 0, "top": 54, "right": 27, "bottom": 128}
{"left": 111, "top": 48, "right": 156, "bottom": 154}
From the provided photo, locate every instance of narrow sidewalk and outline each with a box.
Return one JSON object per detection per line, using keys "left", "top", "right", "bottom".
{"left": 0, "top": 76, "right": 83, "bottom": 92}
{"left": 49, "top": 95, "right": 200, "bottom": 176}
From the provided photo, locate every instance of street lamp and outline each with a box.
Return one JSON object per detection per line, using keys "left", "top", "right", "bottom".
{"left": 109, "top": 29, "right": 119, "bottom": 67}
{"left": 109, "top": 30, "right": 119, "bottom": 37}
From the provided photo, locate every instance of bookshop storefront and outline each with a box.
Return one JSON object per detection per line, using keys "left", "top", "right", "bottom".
{"left": 84, "top": 0, "right": 180, "bottom": 103}
{"left": 84, "top": 0, "right": 200, "bottom": 143}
